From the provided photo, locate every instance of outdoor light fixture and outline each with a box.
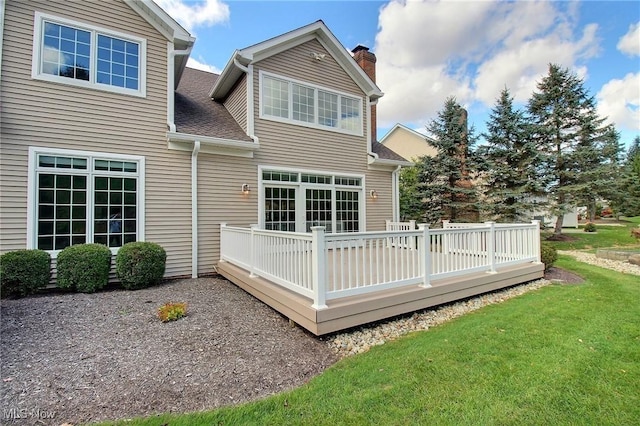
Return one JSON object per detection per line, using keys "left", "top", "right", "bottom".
{"left": 370, "top": 190, "right": 378, "bottom": 199}
{"left": 241, "top": 184, "right": 250, "bottom": 195}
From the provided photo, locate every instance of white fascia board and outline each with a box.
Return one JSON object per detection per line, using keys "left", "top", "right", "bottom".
{"left": 125, "top": 0, "right": 193, "bottom": 44}
{"left": 209, "top": 51, "right": 244, "bottom": 98}
{"left": 367, "top": 155, "right": 413, "bottom": 168}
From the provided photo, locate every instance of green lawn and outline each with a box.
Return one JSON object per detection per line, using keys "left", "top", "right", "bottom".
{"left": 543, "top": 217, "right": 640, "bottom": 251}
{"left": 104, "top": 257, "right": 640, "bottom": 426}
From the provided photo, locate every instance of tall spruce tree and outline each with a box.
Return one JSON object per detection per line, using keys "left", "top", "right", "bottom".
{"left": 415, "top": 97, "right": 478, "bottom": 224}
{"left": 479, "top": 88, "right": 541, "bottom": 222}
{"left": 611, "top": 136, "right": 640, "bottom": 217}
{"left": 527, "top": 64, "right": 613, "bottom": 235}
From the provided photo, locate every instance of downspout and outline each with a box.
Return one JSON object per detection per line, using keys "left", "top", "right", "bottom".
{"left": 167, "top": 42, "right": 193, "bottom": 132}
{"left": 233, "top": 58, "right": 259, "bottom": 144}
{"left": 191, "top": 141, "right": 201, "bottom": 278}
{"left": 366, "top": 97, "right": 379, "bottom": 160}
{"left": 392, "top": 165, "right": 401, "bottom": 222}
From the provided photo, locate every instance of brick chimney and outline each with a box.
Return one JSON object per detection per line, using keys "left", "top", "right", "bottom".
{"left": 352, "top": 45, "right": 377, "bottom": 142}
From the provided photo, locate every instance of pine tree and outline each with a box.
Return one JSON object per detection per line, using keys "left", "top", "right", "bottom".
{"left": 527, "top": 64, "right": 614, "bottom": 235}
{"left": 398, "top": 165, "right": 423, "bottom": 221}
{"left": 612, "top": 136, "right": 640, "bottom": 217}
{"left": 478, "top": 88, "right": 541, "bottom": 222}
{"left": 415, "top": 97, "right": 478, "bottom": 224}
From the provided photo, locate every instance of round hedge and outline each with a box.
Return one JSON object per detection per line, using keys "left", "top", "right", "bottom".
{"left": 0, "top": 249, "right": 51, "bottom": 298}
{"left": 540, "top": 242, "right": 558, "bottom": 271}
{"left": 116, "top": 242, "right": 166, "bottom": 290}
{"left": 56, "top": 244, "right": 111, "bottom": 293}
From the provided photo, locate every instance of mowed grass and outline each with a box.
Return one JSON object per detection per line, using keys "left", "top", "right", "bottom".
{"left": 105, "top": 257, "right": 640, "bottom": 426}
{"left": 543, "top": 216, "right": 640, "bottom": 251}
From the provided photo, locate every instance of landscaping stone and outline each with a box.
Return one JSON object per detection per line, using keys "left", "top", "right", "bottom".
{"left": 629, "top": 254, "right": 640, "bottom": 266}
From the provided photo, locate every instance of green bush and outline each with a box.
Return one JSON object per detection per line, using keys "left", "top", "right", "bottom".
{"left": 57, "top": 244, "right": 111, "bottom": 293}
{"left": 0, "top": 250, "right": 51, "bottom": 298}
{"left": 540, "top": 242, "right": 558, "bottom": 271}
{"left": 116, "top": 242, "right": 166, "bottom": 290}
{"left": 583, "top": 222, "right": 597, "bottom": 232}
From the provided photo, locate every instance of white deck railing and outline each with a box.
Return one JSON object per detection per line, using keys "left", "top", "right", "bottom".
{"left": 220, "top": 221, "right": 541, "bottom": 309}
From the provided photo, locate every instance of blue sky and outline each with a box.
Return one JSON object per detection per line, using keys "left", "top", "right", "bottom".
{"left": 157, "top": 0, "right": 640, "bottom": 151}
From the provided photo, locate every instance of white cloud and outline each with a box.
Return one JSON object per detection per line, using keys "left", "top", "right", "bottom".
{"left": 617, "top": 22, "right": 640, "bottom": 56}
{"left": 154, "top": 0, "right": 229, "bottom": 33}
{"left": 186, "top": 57, "right": 221, "bottom": 74}
{"left": 374, "top": 0, "right": 601, "bottom": 128}
{"left": 597, "top": 73, "right": 640, "bottom": 131}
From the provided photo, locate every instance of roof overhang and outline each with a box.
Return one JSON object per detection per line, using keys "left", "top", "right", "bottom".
{"left": 125, "top": 0, "right": 195, "bottom": 85}
{"left": 368, "top": 154, "right": 412, "bottom": 168}
{"left": 210, "top": 21, "right": 383, "bottom": 100}
{"left": 167, "top": 131, "right": 258, "bottom": 158}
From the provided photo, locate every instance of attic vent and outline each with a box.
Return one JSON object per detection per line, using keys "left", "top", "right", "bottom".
{"left": 310, "top": 52, "right": 326, "bottom": 61}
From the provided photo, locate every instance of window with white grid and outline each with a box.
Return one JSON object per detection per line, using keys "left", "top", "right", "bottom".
{"left": 262, "top": 76, "right": 289, "bottom": 118}
{"left": 29, "top": 148, "right": 143, "bottom": 253}
{"left": 264, "top": 187, "right": 296, "bottom": 232}
{"left": 336, "top": 190, "right": 360, "bottom": 232}
{"left": 260, "top": 71, "right": 362, "bottom": 135}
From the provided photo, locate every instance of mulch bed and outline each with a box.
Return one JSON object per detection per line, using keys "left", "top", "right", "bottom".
{"left": 544, "top": 266, "right": 585, "bottom": 284}
{"left": 1, "top": 277, "right": 336, "bottom": 425}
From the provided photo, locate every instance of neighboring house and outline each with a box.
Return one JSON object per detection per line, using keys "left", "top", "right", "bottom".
{"left": 379, "top": 123, "right": 437, "bottom": 162}
{"left": 0, "top": 0, "right": 409, "bottom": 279}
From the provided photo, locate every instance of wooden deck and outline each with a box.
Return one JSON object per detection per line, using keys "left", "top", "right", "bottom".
{"left": 217, "top": 259, "right": 544, "bottom": 335}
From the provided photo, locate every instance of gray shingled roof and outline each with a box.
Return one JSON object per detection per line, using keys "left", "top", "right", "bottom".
{"left": 371, "top": 141, "right": 408, "bottom": 162}
{"left": 174, "top": 68, "right": 252, "bottom": 142}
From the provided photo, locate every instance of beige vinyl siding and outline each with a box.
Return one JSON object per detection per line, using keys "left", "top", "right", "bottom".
{"left": 383, "top": 129, "right": 437, "bottom": 162}
{"left": 0, "top": 0, "right": 193, "bottom": 278}
{"left": 252, "top": 39, "right": 368, "bottom": 172}
{"left": 223, "top": 74, "right": 247, "bottom": 133}
{"left": 365, "top": 170, "right": 394, "bottom": 231}
{"left": 196, "top": 156, "right": 258, "bottom": 274}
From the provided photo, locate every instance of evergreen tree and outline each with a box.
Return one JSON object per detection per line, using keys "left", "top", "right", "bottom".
{"left": 478, "top": 88, "right": 541, "bottom": 222}
{"left": 527, "top": 64, "right": 614, "bottom": 235}
{"left": 398, "top": 165, "right": 423, "bottom": 221}
{"left": 612, "top": 136, "right": 640, "bottom": 217}
{"left": 415, "top": 97, "right": 478, "bottom": 224}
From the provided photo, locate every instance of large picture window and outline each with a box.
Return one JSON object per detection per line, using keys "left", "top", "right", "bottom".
{"left": 32, "top": 12, "right": 146, "bottom": 97}
{"left": 28, "top": 148, "right": 144, "bottom": 253}
{"left": 260, "top": 72, "right": 362, "bottom": 135}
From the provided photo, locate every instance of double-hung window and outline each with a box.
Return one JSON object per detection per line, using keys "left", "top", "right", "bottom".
{"left": 28, "top": 148, "right": 145, "bottom": 254}
{"left": 32, "top": 12, "right": 146, "bottom": 97}
{"left": 260, "top": 71, "right": 362, "bottom": 135}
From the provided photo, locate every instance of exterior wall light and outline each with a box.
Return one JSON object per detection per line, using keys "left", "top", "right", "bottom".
{"left": 242, "top": 184, "right": 250, "bottom": 195}
{"left": 370, "top": 190, "right": 378, "bottom": 199}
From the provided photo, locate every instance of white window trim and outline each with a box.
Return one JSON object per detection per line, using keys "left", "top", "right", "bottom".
{"left": 27, "top": 147, "right": 146, "bottom": 258}
{"left": 32, "top": 12, "right": 147, "bottom": 98}
{"left": 259, "top": 70, "right": 363, "bottom": 137}
{"left": 258, "top": 165, "right": 366, "bottom": 232}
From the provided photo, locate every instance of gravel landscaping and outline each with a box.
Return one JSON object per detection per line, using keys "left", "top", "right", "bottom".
{"left": 1, "top": 250, "right": 634, "bottom": 425}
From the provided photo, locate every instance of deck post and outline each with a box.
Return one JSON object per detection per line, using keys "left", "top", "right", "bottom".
{"left": 419, "top": 224, "right": 431, "bottom": 287}
{"left": 532, "top": 220, "right": 542, "bottom": 263}
{"left": 311, "top": 226, "right": 328, "bottom": 309}
{"left": 409, "top": 220, "right": 416, "bottom": 230}
{"left": 486, "top": 221, "right": 497, "bottom": 273}
{"left": 219, "top": 223, "right": 227, "bottom": 262}
{"left": 249, "top": 224, "right": 258, "bottom": 278}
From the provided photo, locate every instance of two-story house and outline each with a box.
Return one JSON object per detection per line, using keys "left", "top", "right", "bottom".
{"left": 0, "top": 0, "right": 409, "bottom": 280}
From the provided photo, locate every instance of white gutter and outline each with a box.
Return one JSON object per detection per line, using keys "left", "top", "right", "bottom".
{"left": 167, "top": 42, "right": 193, "bottom": 132}
{"left": 232, "top": 58, "right": 260, "bottom": 144}
{"left": 191, "top": 141, "right": 200, "bottom": 278}
{"left": 392, "top": 165, "right": 401, "bottom": 222}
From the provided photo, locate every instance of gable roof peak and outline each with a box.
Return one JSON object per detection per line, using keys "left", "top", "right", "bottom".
{"left": 210, "top": 21, "right": 383, "bottom": 100}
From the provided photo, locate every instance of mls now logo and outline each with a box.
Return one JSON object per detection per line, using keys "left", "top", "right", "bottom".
{"left": 3, "top": 408, "right": 28, "bottom": 419}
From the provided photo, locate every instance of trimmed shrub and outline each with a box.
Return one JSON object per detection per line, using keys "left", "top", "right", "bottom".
{"left": 57, "top": 244, "right": 111, "bottom": 293}
{"left": 116, "top": 242, "right": 166, "bottom": 290}
{"left": 540, "top": 242, "right": 558, "bottom": 271}
{"left": 583, "top": 222, "right": 597, "bottom": 232}
{"left": 0, "top": 250, "right": 51, "bottom": 298}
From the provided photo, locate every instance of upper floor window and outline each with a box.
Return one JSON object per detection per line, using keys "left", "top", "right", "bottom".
{"left": 32, "top": 12, "right": 146, "bottom": 97}
{"left": 260, "top": 71, "right": 362, "bottom": 136}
